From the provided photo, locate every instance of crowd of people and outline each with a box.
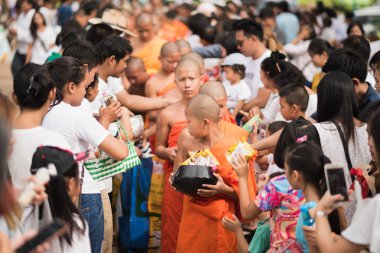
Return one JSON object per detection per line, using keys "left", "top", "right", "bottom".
{"left": 0, "top": 0, "right": 380, "bottom": 252}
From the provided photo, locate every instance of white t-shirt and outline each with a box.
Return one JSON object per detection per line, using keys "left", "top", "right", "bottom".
{"left": 244, "top": 50, "right": 271, "bottom": 100}
{"left": 30, "top": 26, "right": 56, "bottom": 64}
{"left": 8, "top": 126, "right": 70, "bottom": 189}
{"left": 261, "top": 92, "right": 280, "bottom": 124}
{"left": 43, "top": 101, "right": 109, "bottom": 194}
{"left": 15, "top": 9, "right": 35, "bottom": 54}
{"left": 305, "top": 94, "right": 318, "bottom": 117}
{"left": 107, "top": 77, "right": 124, "bottom": 95}
{"left": 267, "top": 153, "right": 283, "bottom": 175}
{"left": 223, "top": 79, "right": 251, "bottom": 109}
{"left": 342, "top": 195, "right": 380, "bottom": 252}
{"left": 61, "top": 215, "right": 91, "bottom": 253}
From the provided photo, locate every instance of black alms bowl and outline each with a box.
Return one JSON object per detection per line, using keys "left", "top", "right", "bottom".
{"left": 172, "top": 165, "right": 217, "bottom": 197}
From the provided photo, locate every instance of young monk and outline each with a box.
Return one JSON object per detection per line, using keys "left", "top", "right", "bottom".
{"left": 175, "top": 39, "right": 192, "bottom": 56}
{"left": 145, "top": 42, "right": 182, "bottom": 100}
{"left": 182, "top": 52, "right": 209, "bottom": 83}
{"left": 155, "top": 58, "right": 203, "bottom": 253}
{"left": 125, "top": 57, "right": 150, "bottom": 97}
{"left": 174, "top": 95, "right": 256, "bottom": 253}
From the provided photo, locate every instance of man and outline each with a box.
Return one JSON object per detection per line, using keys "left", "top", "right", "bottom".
{"left": 259, "top": 6, "right": 286, "bottom": 44}
{"left": 233, "top": 19, "right": 271, "bottom": 111}
{"left": 132, "top": 13, "right": 167, "bottom": 74}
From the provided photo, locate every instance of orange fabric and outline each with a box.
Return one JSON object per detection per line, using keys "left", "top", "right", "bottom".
{"left": 161, "top": 121, "right": 188, "bottom": 253}
{"left": 159, "top": 20, "right": 189, "bottom": 42}
{"left": 132, "top": 37, "right": 167, "bottom": 74}
{"left": 220, "top": 120, "right": 249, "bottom": 140}
{"left": 157, "top": 82, "right": 176, "bottom": 97}
{"left": 173, "top": 20, "right": 189, "bottom": 39}
{"left": 222, "top": 111, "right": 237, "bottom": 125}
{"left": 176, "top": 136, "right": 257, "bottom": 253}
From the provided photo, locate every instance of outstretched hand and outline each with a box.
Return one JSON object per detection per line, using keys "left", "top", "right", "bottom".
{"left": 222, "top": 214, "right": 242, "bottom": 233}
{"left": 230, "top": 154, "right": 249, "bottom": 178}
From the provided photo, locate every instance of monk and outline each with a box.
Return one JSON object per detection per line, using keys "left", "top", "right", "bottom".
{"left": 182, "top": 52, "right": 210, "bottom": 83}
{"left": 145, "top": 42, "right": 182, "bottom": 100}
{"left": 125, "top": 57, "right": 150, "bottom": 97}
{"left": 173, "top": 95, "right": 256, "bottom": 253}
{"left": 175, "top": 39, "right": 192, "bottom": 56}
{"left": 155, "top": 58, "right": 203, "bottom": 253}
{"left": 132, "top": 13, "right": 167, "bottom": 74}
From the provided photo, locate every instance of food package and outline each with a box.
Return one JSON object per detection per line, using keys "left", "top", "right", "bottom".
{"left": 181, "top": 149, "right": 219, "bottom": 171}
{"left": 225, "top": 139, "right": 257, "bottom": 165}
{"left": 242, "top": 115, "right": 262, "bottom": 133}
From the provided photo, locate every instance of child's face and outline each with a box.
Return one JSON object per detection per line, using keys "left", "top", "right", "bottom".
{"left": 33, "top": 13, "right": 44, "bottom": 26}
{"left": 175, "top": 66, "right": 202, "bottom": 99}
{"left": 284, "top": 162, "right": 300, "bottom": 190}
{"left": 279, "top": 97, "right": 297, "bottom": 121}
{"left": 85, "top": 82, "right": 99, "bottom": 102}
{"left": 185, "top": 108, "right": 207, "bottom": 139}
{"left": 160, "top": 52, "right": 181, "bottom": 73}
{"left": 214, "top": 95, "right": 228, "bottom": 119}
{"left": 310, "top": 53, "right": 326, "bottom": 68}
{"left": 260, "top": 69, "right": 273, "bottom": 89}
{"left": 223, "top": 66, "right": 239, "bottom": 83}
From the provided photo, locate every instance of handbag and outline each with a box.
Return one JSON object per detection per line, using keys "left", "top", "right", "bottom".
{"left": 84, "top": 121, "right": 141, "bottom": 181}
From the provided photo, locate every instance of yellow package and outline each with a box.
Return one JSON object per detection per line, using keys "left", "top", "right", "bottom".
{"left": 225, "top": 140, "right": 257, "bottom": 165}
{"left": 181, "top": 149, "right": 220, "bottom": 168}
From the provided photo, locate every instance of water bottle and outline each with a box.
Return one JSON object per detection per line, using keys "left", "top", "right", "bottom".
{"left": 300, "top": 201, "right": 317, "bottom": 226}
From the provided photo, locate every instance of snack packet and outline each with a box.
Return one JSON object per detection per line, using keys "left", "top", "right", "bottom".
{"left": 242, "top": 115, "right": 262, "bottom": 133}
{"left": 225, "top": 139, "right": 257, "bottom": 165}
{"left": 181, "top": 149, "right": 219, "bottom": 171}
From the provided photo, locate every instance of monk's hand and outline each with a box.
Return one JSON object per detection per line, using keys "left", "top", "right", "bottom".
{"left": 165, "top": 147, "right": 177, "bottom": 162}
{"left": 198, "top": 173, "right": 226, "bottom": 197}
{"left": 221, "top": 214, "right": 242, "bottom": 233}
{"left": 231, "top": 154, "right": 249, "bottom": 178}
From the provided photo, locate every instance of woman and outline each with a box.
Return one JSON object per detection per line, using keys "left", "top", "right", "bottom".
{"left": 314, "top": 107, "right": 380, "bottom": 253}
{"left": 26, "top": 10, "right": 56, "bottom": 64}
{"left": 314, "top": 71, "right": 372, "bottom": 223}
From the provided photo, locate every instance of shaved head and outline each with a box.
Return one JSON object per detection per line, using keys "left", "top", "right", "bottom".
{"left": 175, "top": 40, "right": 192, "bottom": 56}
{"left": 135, "top": 13, "right": 154, "bottom": 26}
{"left": 186, "top": 94, "right": 220, "bottom": 123}
{"left": 175, "top": 58, "right": 201, "bottom": 76}
{"left": 181, "top": 52, "right": 205, "bottom": 73}
{"left": 160, "top": 42, "right": 180, "bottom": 57}
{"left": 127, "top": 57, "right": 145, "bottom": 71}
{"left": 199, "top": 81, "right": 227, "bottom": 99}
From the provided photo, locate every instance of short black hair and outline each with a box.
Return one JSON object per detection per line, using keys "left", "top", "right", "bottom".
{"left": 187, "top": 13, "right": 210, "bottom": 36}
{"left": 259, "top": 7, "right": 275, "bottom": 20}
{"left": 347, "top": 21, "right": 365, "bottom": 36}
{"left": 96, "top": 35, "right": 133, "bottom": 63}
{"left": 274, "top": 62, "right": 306, "bottom": 89}
{"left": 308, "top": 38, "right": 334, "bottom": 56}
{"left": 322, "top": 48, "right": 367, "bottom": 82}
{"left": 200, "top": 26, "right": 217, "bottom": 45}
{"left": 229, "top": 64, "right": 246, "bottom": 79}
{"left": 233, "top": 19, "right": 264, "bottom": 41}
{"left": 86, "top": 23, "right": 114, "bottom": 45}
{"left": 279, "top": 84, "right": 309, "bottom": 112}
{"left": 370, "top": 50, "right": 380, "bottom": 67}
{"left": 277, "top": 1, "right": 289, "bottom": 12}
{"left": 216, "top": 32, "right": 239, "bottom": 55}
{"left": 81, "top": 0, "right": 99, "bottom": 16}
{"left": 342, "top": 35, "right": 370, "bottom": 62}
{"left": 268, "top": 121, "right": 288, "bottom": 135}
{"left": 63, "top": 40, "right": 101, "bottom": 71}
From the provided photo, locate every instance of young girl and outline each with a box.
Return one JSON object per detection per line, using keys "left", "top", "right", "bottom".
{"left": 307, "top": 38, "right": 334, "bottom": 92}
{"left": 31, "top": 146, "right": 91, "bottom": 252}
{"left": 230, "top": 118, "right": 319, "bottom": 252}
{"left": 284, "top": 141, "right": 342, "bottom": 253}
{"left": 222, "top": 53, "right": 251, "bottom": 120}
{"left": 26, "top": 11, "right": 56, "bottom": 64}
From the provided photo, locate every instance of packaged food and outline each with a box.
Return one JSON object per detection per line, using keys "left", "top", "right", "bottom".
{"left": 181, "top": 149, "right": 219, "bottom": 171}
{"left": 242, "top": 115, "right": 262, "bottom": 133}
{"left": 225, "top": 139, "right": 257, "bottom": 165}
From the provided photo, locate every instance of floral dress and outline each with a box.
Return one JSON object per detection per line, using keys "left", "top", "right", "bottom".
{"left": 254, "top": 175, "right": 305, "bottom": 252}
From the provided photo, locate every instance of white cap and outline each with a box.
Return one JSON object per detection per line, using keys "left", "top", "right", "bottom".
{"left": 221, "top": 53, "right": 248, "bottom": 67}
{"left": 193, "top": 2, "right": 216, "bottom": 17}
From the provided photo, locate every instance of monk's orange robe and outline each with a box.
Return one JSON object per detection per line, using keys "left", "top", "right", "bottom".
{"left": 132, "top": 37, "right": 166, "bottom": 74}
{"left": 161, "top": 121, "right": 188, "bottom": 253}
{"left": 159, "top": 20, "right": 189, "bottom": 42}
{"left": 222, "top": 110, "right": 237, "bottom": 125}
{"left": 157, "top": 82, "right": 176, "bottom": 97}
{"left": 176, "top": 135, "right": 257, "bottom": 253}
{"left": 220, "top": 120, "right": 248, "bottom": 140}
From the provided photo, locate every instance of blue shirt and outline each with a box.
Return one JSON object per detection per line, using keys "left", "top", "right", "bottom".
{"left": 358, "top": 83, "right": 380, "bottom": 113}
{"left": 276, "top": 12, "right": 300, "bottom": 44}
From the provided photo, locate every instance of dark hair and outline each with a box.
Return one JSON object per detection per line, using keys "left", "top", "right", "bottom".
{"left": 316, "top": 71, "right": 358, "bottom": 141}
{"left": 60, "top": 31, "right": 86, "bottom": 51}
{"left": 86, "top": 23, "right": 114, "bottom": 45}
{"left": 308, "top": 38, "right": 334, "bottom": 56}
{"left": 322, "top": 16, "right": 332, "bottom": 28}
{"left": 277, "top": 1, "right": 289, "bottom": 12}
{"left": 347, "top": 21, "right": 365, "bottom": 36}
{"left": 279, "top": 84, "right": 309, "bottom": 112}
{"left": 233, "top": 19, "right": 264, "bottom": 41}
{"left": 261, "top": 51, "right": 286, "bottom": 79}
{"left": 57, "top": 19, "right": 86, "bottom": 47}
{"left": 30, "top": 11, "right": 47, "bottom": 40}
{"left": 47, "top": 57, "right": 86, "bottom": 103}
{"left": 285, "top": 141, "right": 330, "bottom": 197}
{"left": 358, "top": 100, "right": 380, "bottom": 123}
{"left": 342, "top": 35, "right": 370, "bottom": 62}
{"left": 187, "top": 13, "right": 210, "bottom": 36}
{"left": 46, "top": 163, "right": 86, "bottom": 245}
{"left": 274, "top": 117, "right": 320, "bottom": 168}
{"left": 273, "top": 62, "right": 306, "bottom": 89}
{"left": 200, "top": 26, "right": 217, "bottom": 45}
{"left": 322, "top": 48, "right": 367, "bottom": 83}
{"left": 96, "top": 35, "right": 133, "bottom": 63}
{"left": 216, "top": 32, "right": 239, "bottom": 55}
{"left": 228, "top": 64, "right": 245, "bottom": 79}
{"left": 370, "top": 50, "right": 380, "bottom": 67}
{"left": 81, "top": 0, "right": 98, "bottom": 16}
{"left": 259, "top": 7, "right": 275, "bottom": 20}
{"left": 369, "top": 108, "right": 380, "bottom": 166}
{"left": 14, "top": 63, "right": 55, "bottom": 109}
{"left": 63, "top": 40, "right": 100, "bottom": 70}
{"left": 86, "top": 73, "right": 98, "bottom": 91}
{"left": 267, "top": 121, "right": 288, "bottom": 135}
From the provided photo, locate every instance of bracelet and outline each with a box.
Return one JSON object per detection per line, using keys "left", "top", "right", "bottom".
{"left": 316, "top": 210, "right": 327, "bottom": 217}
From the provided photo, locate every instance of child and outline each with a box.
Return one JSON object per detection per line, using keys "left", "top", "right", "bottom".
{"left": 307, "top": 38, "right": 334, "bottom": 92}
{"left": 284, "top": 141, "right": 342, "bottom": 253}
{"left": 30, "top": 146, "right": 91, "bottom": 252}
{"left": 279, "top": 84, "right": 309, "bottom": 121}
{"left": 85, "top": 74, "right": 99, "bottom": 103}
{"left": 221, "top": 53, "right": 251, "bottom": 119}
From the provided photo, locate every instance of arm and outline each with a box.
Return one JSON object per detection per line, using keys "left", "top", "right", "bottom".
{"left": 155, "top": 110, "right": 177, "bottom": 161}
{"left": 193, "top": 44, "right": 222, "bottom": 58}
{"left": 98, "top": 135, "right": 129, "bottom": 160}
{"left": 172, "top": 130, "right": 191, "bottom": 173}
{"left": 145, "top": 78, "right": 157, "bottom": 98}
{"left": 251, "top": 128, "right": 283, "bottom": 151}
{"left": 222, "top": 215, "right": 249, "bottom": 253}
{"left": 25, "top": 43, "right": 32, "bottom": 63}
{"left": 118, "top": 107, "right": 134, "bottom": 141}
{"left": 97, "top": 100, "right": 122, "bottom": 130}
{"left": 243, "top": 88, "right": 271, "bottom": 111}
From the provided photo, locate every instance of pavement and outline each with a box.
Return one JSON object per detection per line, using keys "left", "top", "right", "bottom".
{"left": 0, "top": 62, "right": 13, "bottom": 96}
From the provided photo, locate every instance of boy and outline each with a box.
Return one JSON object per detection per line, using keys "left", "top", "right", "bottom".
{"left": 125, "top": 57, "right": 150, "bottom": 97}
{"left": 174, "top": 95, "right": 256, "bottom": 252}
{"left": 278, "top": 84, "right": 309, "bottom": 121}
{"left": 156, "top": 58, "right": 203, "bottom": 253}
